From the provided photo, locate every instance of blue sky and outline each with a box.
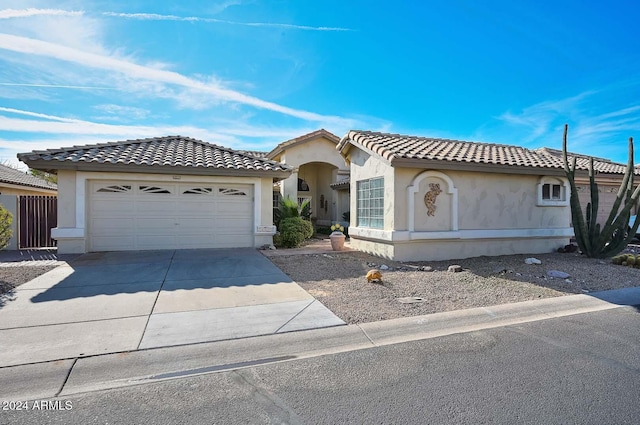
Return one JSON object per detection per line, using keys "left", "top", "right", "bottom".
{"left": 1, "top": 0, "right": 639, "bottom": 169}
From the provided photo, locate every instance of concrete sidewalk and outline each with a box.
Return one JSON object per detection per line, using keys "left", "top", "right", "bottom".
{"left": 2, "top": 285, "right": 639, "bottom": 401}
{"left": 0, "top": 248, "right": 344, "bottom": 367}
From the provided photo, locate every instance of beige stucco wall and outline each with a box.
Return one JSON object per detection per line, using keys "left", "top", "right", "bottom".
{"left": 394, "top": 168, "right": 570, "bottom": 231}
{"left": 275, "top": 136, "right": 349, "bottom": 226}
{"left": 53, "top": 170, "right": 277, "bottom": 253}
{"left": 350, "top": 236, "right": 569, "bottom": 261}
{"left": 275, "top": 136, "right": 346, "bottom": 170}
{"left": 346, "top": 146, "right": 573, "bottom": 261}
{"left": 348, "top": 148, "right": 396, "bottom": 231}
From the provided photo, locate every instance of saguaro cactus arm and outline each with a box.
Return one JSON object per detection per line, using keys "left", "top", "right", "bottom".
{"left": 562, "top": 125, "right": 639, "bottom": 258}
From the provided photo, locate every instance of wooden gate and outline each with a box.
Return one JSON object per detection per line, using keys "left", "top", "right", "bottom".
{"left": 18, "top": 196, "right": 57, "bottom": 249}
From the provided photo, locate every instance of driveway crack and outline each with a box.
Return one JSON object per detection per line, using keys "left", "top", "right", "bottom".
{"left": 136, "top": 250, "right": 175, "bottom": 350}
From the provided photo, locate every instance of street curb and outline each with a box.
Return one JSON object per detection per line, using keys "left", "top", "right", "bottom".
{"left": 2, "top": 286, "right": 640, "bottom": 400}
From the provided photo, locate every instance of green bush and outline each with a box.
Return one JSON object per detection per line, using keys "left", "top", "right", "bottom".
{"left": 272, "top": 232, "right": 283, "bottom": 248}
{"left": 0, "top": 204, "right": 13, "bottom": 250}
{"left": 279, "top": 217, "right": 313, "bottom": 248}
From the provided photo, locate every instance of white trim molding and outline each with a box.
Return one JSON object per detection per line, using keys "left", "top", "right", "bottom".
{"left": 537, "top": 176, "right": 570, "bottom": 207}
{"left": 407, "top": 170, "right": 458, "bottom": 231}
{"left": 350, "top": 226, "right": 574, "bottom": 242}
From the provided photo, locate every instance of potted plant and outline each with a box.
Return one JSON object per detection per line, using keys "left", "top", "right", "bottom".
{"left": 329, "top": 223, "right": 346, "bottom": 251}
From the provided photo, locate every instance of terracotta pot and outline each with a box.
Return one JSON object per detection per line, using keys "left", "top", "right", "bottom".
{"left": 330, "top": 231, "right": 346, "bottom": 251}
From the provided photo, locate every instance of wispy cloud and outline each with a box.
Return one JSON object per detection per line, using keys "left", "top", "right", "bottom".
{"left": 0, "top": 8, "right": 83, "bottom": 19}
{"left": 0, "top": 8, "right": 352, "bottom": 32}
{"left": 0, "top": 82, "right": 116, "bottom": 90}
{"left": 0, "top": 33, "right": 350, "bottom": 124}
{"left": 479, "top": 88, "right": 640, "bottom": 162}
{"left": 101, "top": 12, "right": 353, "bottom": 32}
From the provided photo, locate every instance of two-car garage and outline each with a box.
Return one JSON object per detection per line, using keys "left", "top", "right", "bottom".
{"left": 17, "top": 135, "right": 292, "bottom": 254}
{"left": 88, "top": 180, "right": 254, "bottom": 251}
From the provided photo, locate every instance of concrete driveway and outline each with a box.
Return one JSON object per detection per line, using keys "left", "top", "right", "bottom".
{"left": 0, "top": 248, "right": 344, "bottom": 367}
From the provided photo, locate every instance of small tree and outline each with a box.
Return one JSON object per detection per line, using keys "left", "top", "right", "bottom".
{"left": 0, "top": 204, "right": 13, "bottom": 250}
{"left": 562, "top": 124, "right": 640, "bottom": 258}
{"left": 274, "top": 197, "right": 310, "bottom": 229}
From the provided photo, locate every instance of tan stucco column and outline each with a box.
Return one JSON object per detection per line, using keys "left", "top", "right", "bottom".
{"left": 281, "top": 170, "right": 298, "bottom": 202}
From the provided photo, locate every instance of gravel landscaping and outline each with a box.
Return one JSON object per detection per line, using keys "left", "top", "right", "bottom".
{"left": 268, "top": 246, "right": 640, "bottom": 324}
{"left": 3, "top": 245, "right": 640, "bottom": 325}
{"left": 0, "top": 265, "right": 57, "bottom": 307}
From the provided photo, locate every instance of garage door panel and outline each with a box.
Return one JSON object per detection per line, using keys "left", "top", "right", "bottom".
{"left": 90, "top": 218, "right": 135, "bottom": 236}
{"left": 91, "top": 199, "right": 135, "bottom": 215}
{"left": 136, "top": 218, "right": 178, "bottom": 231}
{"left": 136, "top": 235, "right": 178, "bottom": 249}
{"left": 89, "top": 180, "right": 254, "bottom": 251}
{"left": 136, "top": 200, "right": 178, "bottom": 215}
{"left": 176, "top": 217, "right": 217, "bottom": 231}
{"left": 91, "top": 236, "right": 136, "bottom": 251}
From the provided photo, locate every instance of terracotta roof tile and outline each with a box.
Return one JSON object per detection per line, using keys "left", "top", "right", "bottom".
{"left": 0, "top": 163, "right": 57, "bottom": 190}
{"left": 339, "top": 130, "right": 637, "bottom": 175}
{"left": 17, "top": 136, "right": 292, "bottom": 174}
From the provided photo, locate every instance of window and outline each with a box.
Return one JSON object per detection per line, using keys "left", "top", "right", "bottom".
{"left": 542, "top": 183, "right": 563, "bottom": 201}
{"left": 537, "top": 177, "right": 568, "bottom": 206}
{"left": 357, "top": 177, "right": 384, "bottom": 228}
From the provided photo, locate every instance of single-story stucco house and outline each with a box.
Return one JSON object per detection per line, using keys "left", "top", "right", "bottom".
{"left": 337, "top": 130, "right": 639, "bottom": 261}
{"left": 17, "top": 129, "right": 639, "bottom": 259}
{"left": 17, "top": 136, "right": 292, "bottom": 253}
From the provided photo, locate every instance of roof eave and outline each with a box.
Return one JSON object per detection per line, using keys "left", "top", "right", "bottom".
{"left": 390, "top": 158, "right": 577, "bottom": 176}
{"left": 267, "top": 129, "right": 340, "bottom": 160}
{"left": 20, "top": 160, "right": 293, "bottom": 180}
{"left": 0, "top": 180, "right": 57, "bottom": 192}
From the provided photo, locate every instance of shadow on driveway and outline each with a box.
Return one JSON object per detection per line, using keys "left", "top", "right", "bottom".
{"left": 26, "top": 248, "right": 294, "bottom": 303}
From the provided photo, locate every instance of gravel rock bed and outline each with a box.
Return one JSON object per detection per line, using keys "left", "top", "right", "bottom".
{"left": 269, "top": 249, "right": 640, "bottom": 324}
{"left": 0, "top": 265, "right": 57, "bottom": 307}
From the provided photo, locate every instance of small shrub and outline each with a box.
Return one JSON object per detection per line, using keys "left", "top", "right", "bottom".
{"left": 279, "top": 217, "right": 312, "bottom": 248}
{"left": 272, "top": 232, "right": 283, "bottom": 248}
{"left": 0, "top": 204, "right": 13, "bottom": 250}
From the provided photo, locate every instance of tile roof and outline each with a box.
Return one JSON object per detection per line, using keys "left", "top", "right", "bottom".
{"left": 17, "top": 136, "right": 293, "bottom": 175}
{"left": 267, "top": 129, "right": 340, "bottom": 159}
{"left": 339, "top": 130, "right": 638, "bottom": 175}
{"left": 0, "top": 163, "right": 57, "bottom": 191}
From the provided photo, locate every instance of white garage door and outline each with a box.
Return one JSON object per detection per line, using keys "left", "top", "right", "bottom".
{"left": 88, "top": 180, "right": 254, "bottom": 251}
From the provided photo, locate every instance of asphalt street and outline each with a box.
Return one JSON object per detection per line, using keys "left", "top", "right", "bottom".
{"left": 2, "top": 304, "right": 639, "bottom": 425}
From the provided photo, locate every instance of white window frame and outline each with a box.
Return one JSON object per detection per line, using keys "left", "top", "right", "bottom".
{"left": 357, "top": 177, "right": 384, "bottom": 229}
{"left": 537, "top": 177, "right": 569, "bottom": 206}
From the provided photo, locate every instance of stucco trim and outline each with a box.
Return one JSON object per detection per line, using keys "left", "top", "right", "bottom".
{"left": 407, "top": 170, "right": 458, "bottom": 231}
{"left": 350, "top": 226, "right": 574, "bottom": 242}
{"left": 537, "top": 176, "right": 570, "bottom": 207}
{"left": 51, "top": 228, "right": 85, "bottom": 238}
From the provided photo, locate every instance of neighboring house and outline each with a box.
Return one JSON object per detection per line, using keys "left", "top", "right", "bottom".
{"left": 265, "top": 129, "right": 350, "bottom": 227}
{"left": 537, "top": 148, "right": 640, "bottom": 226}
{"left": 0, "top": 163, "right": 57, "bottom": 195}
{"left": 336, "top": 130, "right": 638, "bottom": 261}
{"left": 0, "top": 164, "right": 57, "bottom": 250}
{"left": 18, "top": 136, "right": 292, "bottom": 254}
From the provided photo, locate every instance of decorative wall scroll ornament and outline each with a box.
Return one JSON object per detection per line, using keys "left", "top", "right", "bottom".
{"left": 424, "top": 183, "right": 442, "bottom": 216}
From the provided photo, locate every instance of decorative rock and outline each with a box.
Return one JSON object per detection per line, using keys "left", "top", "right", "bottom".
{"left": 547, "top": 270, "right": 570, "bottom": 279}
{"left": 421, "top": 266, "right": 433, "bottom": 272}
{"left": 366, "top": 269, "right": 383, "bottom": 283}
{"left": 447, "top": 265, "right": 463, "bottom": 273}
{"left": 380, "top": 264, "right": 390, "bottom": 271}
{"left": 493, "top": 266, "right": 508, "bottom": 274}
{"left": 397, "top": 297, "right": 426, "bottom": 304}
{"left": 525, "top": 257, "right": 542, "bottom": 265}
{"left": 268, "top": 244, "right": 276, "bottom": 250}
{"left": 565, "top": 279, "right": 572, "bottom": 284}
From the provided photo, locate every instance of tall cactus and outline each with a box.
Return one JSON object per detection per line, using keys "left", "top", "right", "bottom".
{"left": 562, "top": 124, "right": 640, "bottom": 258}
